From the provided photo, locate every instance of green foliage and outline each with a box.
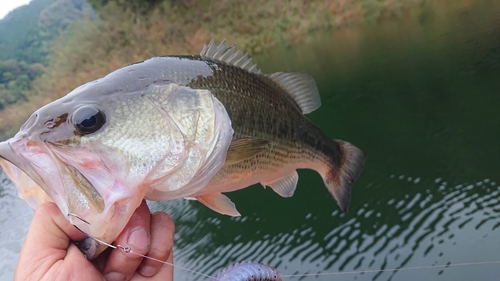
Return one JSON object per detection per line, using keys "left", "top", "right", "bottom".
{"left": 0, "top": 0, "right": 91, "bottom": 64}
{"left": 0, "top": 0, "right": 55, "bottom": 63}
{"left": 0, "top": 0, "right": 92, "bottom": 109}
{"left": 88, "top": 0, "right": 163, "bottom": 13}
{"left": 0, "top": 0, "right": 451, "bottom": 139}
{"left": 0, "top": 60, "right": 44, "bottom": 109}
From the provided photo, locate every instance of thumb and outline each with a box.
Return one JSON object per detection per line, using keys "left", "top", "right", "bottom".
{"left": 14, "top": 202, "right": 94, "bottom": 280}
{"left": 26, "top": 202, "right": 87, "bottom": 251}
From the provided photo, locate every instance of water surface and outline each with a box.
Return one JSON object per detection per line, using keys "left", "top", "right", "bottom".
{"left": 1, "top": 1, "right": 500, "bottom": 280}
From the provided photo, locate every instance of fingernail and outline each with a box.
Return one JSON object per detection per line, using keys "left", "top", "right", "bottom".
{"left": 128, "top": 227, "right": 149, "bottom": 250}
{"left": 105, "top": 272, "right": 126, "bottom": 281}
{"left": 139, "top": 265, "right": 156, "bottom": 277}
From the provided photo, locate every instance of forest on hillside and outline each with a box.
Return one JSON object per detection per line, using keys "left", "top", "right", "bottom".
{"left": 0, "top": 0, "right": 91, "bottom": 109}
{"left": 0, "top": 0, "right": 430, "bottom": 140}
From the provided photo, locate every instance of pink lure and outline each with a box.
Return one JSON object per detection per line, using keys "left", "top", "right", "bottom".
{"left": 212, "top": 261, "right": 283, "bottom": 281}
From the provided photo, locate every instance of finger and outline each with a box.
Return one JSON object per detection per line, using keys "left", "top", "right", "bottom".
{"left": 15, "top": 202, "right": 96, "bottom": 280}
{"left": 138, "top": 212, "right": 175, "bottom": 277}
{"left": 103, "top": 200, "right": 151, "bottom": 281}
{"left": 131, "top": 248, "right": 174, "bottom": 281}
{"left": 26, "top": 202, "right": 88, "bottom": 250}
{"left": 92, "top": 247, "right": 111, "bottom": 272}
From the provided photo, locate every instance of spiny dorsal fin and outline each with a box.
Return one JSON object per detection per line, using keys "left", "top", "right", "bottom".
{"left": 225, "top": 138, "right": 270, "bottom": 165}
{"left": 266, "top": 72, "right": 321, "bottom": 114}
{"left": 200, "top": 39, "right": 262, "bottom": 74}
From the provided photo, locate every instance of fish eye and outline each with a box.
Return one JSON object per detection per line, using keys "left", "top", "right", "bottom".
{"left": 72, "top": 106, "right": 106, "bottom": 135}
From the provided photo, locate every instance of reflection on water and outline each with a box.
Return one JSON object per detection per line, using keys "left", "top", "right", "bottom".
{"left": 0, "top": 170, "right": 32, "bottom": 280}
{"left": 151, "top": 176, "right": 500, "bottom": 280}
{"left": 2, "top": 0, "right": 500, "bottom": 280}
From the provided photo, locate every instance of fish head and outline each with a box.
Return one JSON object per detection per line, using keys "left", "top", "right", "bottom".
{"left": 0, "top": 81, "right": 149, "bottom": 258}
{"left": 0, "top": 67, "right": 234, "bottom": 258}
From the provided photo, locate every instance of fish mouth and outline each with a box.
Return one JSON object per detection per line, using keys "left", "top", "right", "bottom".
{"left": 0, "top": 137, "right": 103, "bottom": 230}
{"left": 0, "top": 137, "right": 141, "bottom": 259}
{"left": 0, "top": 140, "right": 42, "bottom": 186}
{"left": 0, "top": 139, "right": 53, "bottom": 209}
{"left": 0, "top": 141, "right": 108, "bottom": 258}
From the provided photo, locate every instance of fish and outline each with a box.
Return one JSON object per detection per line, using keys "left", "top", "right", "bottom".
{"left": 0, "top": 40, "right": 366, "bottom": 259}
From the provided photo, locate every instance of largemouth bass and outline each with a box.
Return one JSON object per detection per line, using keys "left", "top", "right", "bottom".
{"left": 0, "top": 40, "right": 365, "bottom": 258}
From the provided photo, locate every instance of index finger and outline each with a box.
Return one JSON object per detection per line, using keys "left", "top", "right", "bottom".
{"left": 137, "top": 212, "right": 175, "bottom": 277}
{"left": 102, "top": 200, "right": 151, "bottom": 281}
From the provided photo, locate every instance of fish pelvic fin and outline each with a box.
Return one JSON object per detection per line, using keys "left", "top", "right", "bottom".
{"left": 261, "top": 170, "right": 299, "bottom": 198}
{"left": 324, "top": 140, "right": 366, "bottom": 213}
{"left": 196, "top": 193, "right": 241, "bottom": 217}
{"left": 266, "top": 72, "right": 321, "bottom": 114}
{"left": 225, "top": 138, "right": 270, "bottom": 165}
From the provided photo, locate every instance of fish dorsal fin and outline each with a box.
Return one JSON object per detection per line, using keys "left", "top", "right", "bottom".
{"left": 266, "top": 72, "right": 321, "bottom": 114}
{"left": 262, "top": 170, "right": 299, "bottom": 197}
{"left": 225, "top": 138, "right": 270, "bottom": 165}
{"left": 200, "top": 39, "right": 262, "bottom": 74}
{"left": 196, "top": 193, "right": 241, "bottom": 217}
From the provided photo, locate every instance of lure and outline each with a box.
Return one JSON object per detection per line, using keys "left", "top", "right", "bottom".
{"left": 212, "top": 261, "right": 283, "bottom": 281}
{"left": 70, "top": 221, "right": 500, "bottom": 280}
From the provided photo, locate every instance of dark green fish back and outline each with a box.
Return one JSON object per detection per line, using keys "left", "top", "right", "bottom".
{"left": 183, "top": 53, "right": 365, "bottom": 212}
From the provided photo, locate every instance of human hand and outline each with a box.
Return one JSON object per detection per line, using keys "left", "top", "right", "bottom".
{"left": 14, "top": 200, "right": 174, "bottom": 281}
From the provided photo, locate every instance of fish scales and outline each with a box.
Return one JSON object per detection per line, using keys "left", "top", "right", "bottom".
{"left": 109, "top": 55, "right": 342, "bottom": 197}
{"left": 186, "top": 59, "right": 344, "bottom": 196}
{"left": 0, "top": 40, "right": 366, "bottom": 259}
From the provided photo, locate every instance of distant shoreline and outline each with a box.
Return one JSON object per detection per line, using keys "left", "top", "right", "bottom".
{"left": 0, "top": 0, "right": 480, "bottom": 140}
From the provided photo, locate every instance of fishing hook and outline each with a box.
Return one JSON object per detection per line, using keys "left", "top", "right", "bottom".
{"left": 68, "top": 213, "right": 117, "bottom": 250}
{"left": 67, "top": 213, "right": 90, "bottom": 225}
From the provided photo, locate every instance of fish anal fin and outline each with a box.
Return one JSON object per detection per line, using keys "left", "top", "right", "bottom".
{"left": 225, "top": 138, "right": 270, "bottom": 165}
{"left": 262, "top": 170, "right": 299, "bottom": 198}
{"left": 196, "top": 193, "right": 241, "bottom": 217}
{"left": 200, "top": 39, "right": 262, "bottom": 74}
{"left": 266, "top": 72, "right": 321, "bottom": 114}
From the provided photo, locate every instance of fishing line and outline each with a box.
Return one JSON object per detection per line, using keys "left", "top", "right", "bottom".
{"left": 88, "top": 232, "right": 500, "bottom": 281}
{"left": 281, "top": 260, "right": 500, "bottom": 278}
{"left": 118, "top": 245, "right": 215, "bottom": 279}
{"left": 114, "top": 244, "right": 500, "bottom": 280}
{"left": 70, "top": 215, "right": 500, "bottom": 280}
{"left": 71, "top": 222, "right": 215, "bottom": 279}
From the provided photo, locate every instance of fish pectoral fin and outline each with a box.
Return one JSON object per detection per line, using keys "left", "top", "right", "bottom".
{"left": 266, "top": 72, "right": 321, "bottom": 114}
{"left": 225, "top": 138, "right": 270, "bottom": 165}
{"left": 262, "top": 171, "right": 299, "bottom": 198}
{"left": 196, "top": 193, "right": 241, "bottom": 217}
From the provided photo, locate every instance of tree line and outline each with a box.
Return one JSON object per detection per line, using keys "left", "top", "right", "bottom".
{"left": 0, "top": 0, "right": 91, "bottom": 109}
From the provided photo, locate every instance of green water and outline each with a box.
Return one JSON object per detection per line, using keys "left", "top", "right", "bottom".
{"left": 1, "top": 1, "right": 500, "bottom": 280}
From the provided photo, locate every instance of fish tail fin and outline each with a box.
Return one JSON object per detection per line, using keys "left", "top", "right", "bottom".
{"left": 322, "top": 140, "right": 366, "bottom": 213}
